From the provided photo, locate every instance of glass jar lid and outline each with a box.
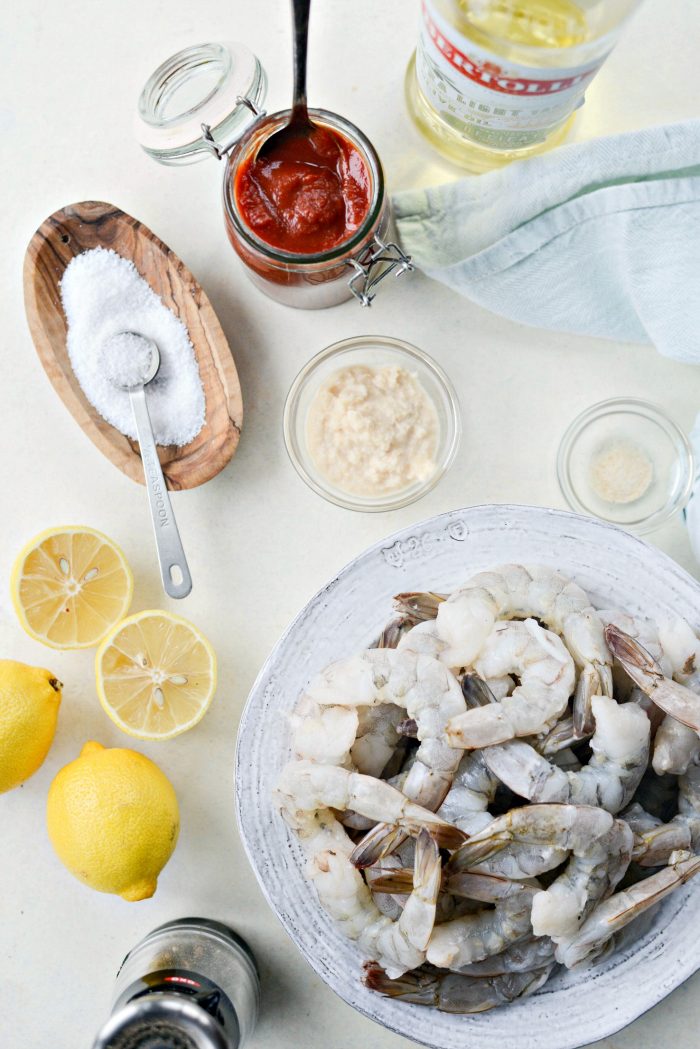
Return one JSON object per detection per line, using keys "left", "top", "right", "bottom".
{"left": 135, "top": 42, "right": 267, "bottom": 165}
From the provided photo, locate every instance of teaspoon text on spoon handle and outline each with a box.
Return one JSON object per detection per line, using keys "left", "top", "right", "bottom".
{"left": 291, "top": 0, "right": 312, "bottom": 118}
{"left": 129, "top": 385, "right": 192, "bottom": 599}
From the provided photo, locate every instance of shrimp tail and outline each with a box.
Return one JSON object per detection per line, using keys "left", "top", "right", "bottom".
{"left": 414, "top": 828, "right": 442, "bottom": 897}
{"left": 351, "top": 824, "right": 409, "bottom": 869}
{"left": 363, "top": 962, "right": 438, "bottom": 1005}
{"left": 462, "top": 674, "right": 499, "bottom": 708}
{"left": 573, "top": 664, "right": 599, "bottom": 737}
{"left": 605, "top": 624, "right": 667, "bottom": 691}
{"left": 393, "top": 592, "right": 445, "bottom": 623}
{"left": 369, "top": 867, "right": 417, "bottom": 894}
{"left": 606, "top": 624, "right": 700, "bottom": 731}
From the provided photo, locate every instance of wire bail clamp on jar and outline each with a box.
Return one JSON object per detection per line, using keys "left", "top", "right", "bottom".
{"left": 199, "top": 97, "right": 265, "bottom": 161}
{"left": 347, "top": 236, "right": 414, "bottom": 307}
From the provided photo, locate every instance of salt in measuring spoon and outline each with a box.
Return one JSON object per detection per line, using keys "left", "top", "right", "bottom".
{"left": 102, "top": 331, "right": 192, "bottom": 599}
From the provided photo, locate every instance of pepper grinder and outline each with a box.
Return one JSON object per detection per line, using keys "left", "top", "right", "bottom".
{"left": 92, "top": 918, "right": 260, "bottom": 1049}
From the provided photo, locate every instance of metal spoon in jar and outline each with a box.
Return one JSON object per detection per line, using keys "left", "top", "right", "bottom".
{"left": 102, "top": 331, "right": 192, "bottom": 600}
{"left": 256, "top": 0, "right": 331, "bottom": 162}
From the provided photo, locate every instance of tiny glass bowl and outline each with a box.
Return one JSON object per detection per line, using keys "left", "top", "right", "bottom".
{"left": 557, "top": 398, "right": 694, "bottom": 534}
{"left": 283, "top": 336, "right": 461, "bottom": 512}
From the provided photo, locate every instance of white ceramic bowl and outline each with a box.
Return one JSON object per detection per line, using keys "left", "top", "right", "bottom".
{"left": 235, "top": 504, "right": 700, "bottom": 1049}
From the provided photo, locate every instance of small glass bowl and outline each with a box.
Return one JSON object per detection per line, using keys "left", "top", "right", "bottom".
{"left": 557, "top": 398, "right": 694, "bottom": 534}
{"left": 284, "top": 336, "right": 461, "bottom": 512}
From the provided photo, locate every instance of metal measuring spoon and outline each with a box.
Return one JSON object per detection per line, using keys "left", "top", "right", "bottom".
{"left": 102, "top": 331, "right": 192, "bottom": 599}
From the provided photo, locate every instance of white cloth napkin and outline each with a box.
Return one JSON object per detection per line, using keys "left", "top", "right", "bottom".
{"left": 393, "top": 121, "right": 700, "bottom": 555}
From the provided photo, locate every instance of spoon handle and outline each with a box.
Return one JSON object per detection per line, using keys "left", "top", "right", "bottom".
{"left": 291, "top": 0, "right": 311, "bottom": 115}
{"left": 129, "top": 386, "right": 193, "bottom": 599}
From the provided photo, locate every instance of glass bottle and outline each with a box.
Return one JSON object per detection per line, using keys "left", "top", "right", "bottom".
{"left": 92, "top": 918, "right": 260, "bottom": 1049}
{"left": 405, "top": 0, "right": 643, "bottom": 172}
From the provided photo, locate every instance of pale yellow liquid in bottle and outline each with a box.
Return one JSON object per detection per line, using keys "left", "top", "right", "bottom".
{"left": 405, "top": 0, "right": 590, "bottom": 171}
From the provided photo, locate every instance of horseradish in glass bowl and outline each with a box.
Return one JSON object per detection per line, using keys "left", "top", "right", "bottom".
{"left": 284, "top": 337, "right": 461, "bottom": 511}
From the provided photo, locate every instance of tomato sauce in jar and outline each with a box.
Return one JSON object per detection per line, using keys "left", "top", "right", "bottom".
{"left": 233, "top": 124, "right": 372, "bottom": 254}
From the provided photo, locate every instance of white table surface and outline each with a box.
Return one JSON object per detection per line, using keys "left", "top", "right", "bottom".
{"left": 2, "top": 1, "right": 700, "bottom": 1046}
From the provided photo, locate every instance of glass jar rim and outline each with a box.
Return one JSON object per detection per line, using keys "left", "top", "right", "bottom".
{"left": 222, "top": 108, "right": 385, "bottom": 266}
{"left": 283, "top": 336, "right": 462, "bottom": 512}
{"left": 135, "top": 41, "right": 267, "bottom": 164}
{"left": 556, "top": 397, "right": 694, "bottom": 534}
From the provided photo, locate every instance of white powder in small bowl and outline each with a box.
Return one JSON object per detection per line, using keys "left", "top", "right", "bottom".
{"left": 60, "top": 247, "right": 205, "bottom": 447}
{"left": 588, "top": 439, "right": 654, "bottom": 504}
{"left": 306, "top": 363, "right": 438, "bottom": 497}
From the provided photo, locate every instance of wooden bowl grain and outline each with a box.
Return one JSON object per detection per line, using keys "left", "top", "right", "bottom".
{"left": 23, "top": 200, "right": 243, "bottom": 490}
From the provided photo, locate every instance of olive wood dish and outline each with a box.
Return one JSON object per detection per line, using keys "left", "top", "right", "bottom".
{"left": 23, "top": 200, "right": 243, "bottom": 490}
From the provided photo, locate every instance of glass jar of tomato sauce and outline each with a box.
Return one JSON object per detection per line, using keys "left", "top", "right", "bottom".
{"left": 136, "top": 43, "right": 412, "bottom": 309}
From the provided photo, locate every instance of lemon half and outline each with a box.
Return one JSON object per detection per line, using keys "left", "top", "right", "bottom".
{"left": 11, "top": 526, "right": 133, "bottom": 649}
{"left": 96, "top": 610, "right": 217, "bottom": 740}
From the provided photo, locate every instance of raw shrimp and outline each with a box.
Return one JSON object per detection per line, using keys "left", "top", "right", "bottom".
{"left": 606, "top": 625, "right": 700, "bottom": 732}
{"left": 483, "top": 695, "right": 650, "bottom": 814}
{"left": 426, "top": 879, "right": 539, "bottom": 969}
{"left": 275, "top": 761, "right": 466, "bottom": 850}
{"left": 290, "top": 804, "right": 442, "bottom": 978}
{"left": 626, "top": 761, "right": 700, "bottom": 866}
{"left": 436, "top": 750, "right": 499, "bottom": 835}
{"left": 653, "top": 616, "right": 700, "bottom": 774}
{"left": 291, "top": 700, "right": 358, "bottom": 767}
{"left": 434, "top": 565, "right": 612, "bottom": 695}
{"left": 306, "top": 648, "right": 466, "bottom": 812}
{"left": 450, "top": 805, "right": 633, "bottom": 941}
{"left": 446, "top": 620, "right": 575, "bottom": 749}
{"left": 351, "top": 704, "right": 406, "bottom": 778}
{"left": 452, "top": 936, "right": 555, "bottom": 977}
{"left": 556, "top": 852, "right": 700, "bottom": 968}
{"left": 447, "top": 805, "right": 619, "bottom": 898}
{"left": 623, "top": 802, "right": 692, "bottom": 867}
{"left": 530, "top": 818, "right": 633, "bottom": 939}
{"left": 364, "top": 962, "right": 553, "bottom": 1014}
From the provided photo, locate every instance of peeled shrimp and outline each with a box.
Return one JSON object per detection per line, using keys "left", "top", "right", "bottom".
{"left": 436, "top": 750, "right": 499, "bottom": 835}
{"left": 446, "top": 619, "right": 575, "bottom": 749}
{"left": 288, "top": 804, "right": 442, "bottom": 979}
{"left": 306, "top": 648, "right": 465, "bottom": 812}
{"left": 364, "top": 962, "right": 553, "bottom": 1014}
{"left": 448, "top": 805, "right": 620, "bottom": 903}
{"left": 483, "top": 695, "right": 650, "bottom": 814}
{"left": 434, "top": 565, "right": 612, "bottom": 695}
{"left": 307, "top": 648, "right": 466, "bottom": 867}
{"left": 452, "top": 936, "right": 555, "bottom": 977}
{"left": 530, "top": 817, "right": 633, "bottom": 939}
{"left": 275, "top": 761, "right": 465, "bottom": 850}
{"left": 606, "top": 624, "right": 700, "bottom": 732}
{"left": 626, "top": 761, "right": 700, "bottom": 866}
{"left": 653, "top": 616, "right": 700, "bottom": 774}
{"left": 291, "top": 699, "right": 359, "bottom": 766}
{"left": 426, "top": 879, "right": 538, "bottom": 969}
{"left": 556, "top": 852, "right": 700, "bottom": 968}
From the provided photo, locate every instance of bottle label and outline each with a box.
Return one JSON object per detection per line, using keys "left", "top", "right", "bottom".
{"left": 416, "top": 0, "right": 608, "bottom": 143}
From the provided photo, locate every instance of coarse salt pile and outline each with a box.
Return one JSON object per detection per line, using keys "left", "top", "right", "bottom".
{"left": 60, "top": 247, "right": 205, "bottom": 447}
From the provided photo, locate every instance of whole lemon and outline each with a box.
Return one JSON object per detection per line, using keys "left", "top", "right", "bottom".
{"left": 46, "top": 741, "right": 179, "bottom": 901}
{"left": 0, "top": 660, "right": 61, "bottom": 793}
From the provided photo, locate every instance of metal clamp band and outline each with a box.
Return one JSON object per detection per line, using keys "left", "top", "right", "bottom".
{"left": 199, "top": 96, "right": 265, "bottom": 160}
{"left": 347, "top": 236, "right": 414, "bottom": 307}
